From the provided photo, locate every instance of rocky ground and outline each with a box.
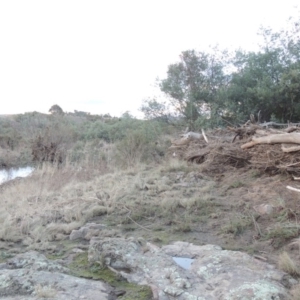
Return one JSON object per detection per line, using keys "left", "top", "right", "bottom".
{"left": 2, "top": 126, "right": 300, "bottom": 299}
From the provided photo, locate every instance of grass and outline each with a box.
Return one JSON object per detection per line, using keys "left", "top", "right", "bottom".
{"left": 278, "top": 251, "right": 300, "bottom": 276}
{"left": 69, "top": 252, "right": 153, "bottom": 300}
{"left": 265, "top": 223, "right": 300, "bottom": 248}
{"left": 161, "top": 158, "right": 196, "bottom": 173}
{"left": 34, "top": 284, "right": 57, "bottom": 298}
{"left": 227, "top": 180, "right": 244, "bottom": 189}
{"left": 3, "top": 115, "right": 300, "bottom": 299}
{"left": 291, "top": 284, "right": 300, "bottom": 300}
{"left": 221, "top": 214, "right": 252, "bottom": 236}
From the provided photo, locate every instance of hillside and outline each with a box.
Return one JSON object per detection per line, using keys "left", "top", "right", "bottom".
{"left": 0, "top": 113, "right": 300, "bottom": 299}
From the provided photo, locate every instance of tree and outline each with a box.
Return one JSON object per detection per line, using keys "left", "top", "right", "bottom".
{"left": 140, "top": 98, "right": 172, "bottom": 122}
{"left": 226, "top": 18, "right": 300, "bottom": 123}
{"left": 159, "top": 48, "right": 228, "bottom": 127}
{"left": 49, "top": 104, "right": 64, "bottom": 116}
{"left": 156, "top": 15, "right": 300, "bottom": 126}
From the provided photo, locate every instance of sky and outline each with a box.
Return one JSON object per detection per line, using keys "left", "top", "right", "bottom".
{"left": 0, "top": 1, "right": 299, "bottom": 117}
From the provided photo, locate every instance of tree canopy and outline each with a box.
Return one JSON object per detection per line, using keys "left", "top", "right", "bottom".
{"left": 49, "top": 104, "right": 64, "bottom": 116}
{"left": 142, "top": 16, "right": 300, "bottom": 127}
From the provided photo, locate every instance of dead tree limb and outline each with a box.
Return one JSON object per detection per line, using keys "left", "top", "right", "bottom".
{"left": 181, "top": 131, "right": 203, "bottom": 140}
{"left": 287, "top": 186, "right": 300, "bottom": 193}
{"left": 201, "top": 129, "right": 209, "bottom": 144}
{"left": 281, "top": 144, "right": 300, "bottom": 153}
{"left": 241, "top": 133, "right": 300, "bottom": 149}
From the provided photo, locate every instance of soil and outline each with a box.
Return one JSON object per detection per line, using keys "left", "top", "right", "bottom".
{"left": 99, "top": 168, "right": 300, "bottom": 265}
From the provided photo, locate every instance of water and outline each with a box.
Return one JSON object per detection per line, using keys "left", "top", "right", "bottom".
{"left": 172, "top": 257, "right": 194, "bottom": 270}
{"left": 0, "top": 167, "right": 34, "bottom": 185}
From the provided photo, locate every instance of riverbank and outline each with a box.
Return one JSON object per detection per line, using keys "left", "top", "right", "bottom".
{"left": 0, "top": 160, "right": 300, "bottom": 298}
{"left": 0, "top": 166, "right": 34, "bottom": 185}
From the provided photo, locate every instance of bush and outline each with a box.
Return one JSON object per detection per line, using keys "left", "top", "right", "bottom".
{"left": 114, "top": 121, "right": 167, "bottom": 168}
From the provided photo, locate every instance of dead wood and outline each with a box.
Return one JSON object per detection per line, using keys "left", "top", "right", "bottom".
{"left": 201, "top": 129, "right": 209, "bottom": 144}
{"left": 255, "top": 130, "right": 270, "bottom": 136}
{"left": 181, "top": 131, "right": 203, "bottom": 140}
{"left": 230, "top": 125, "right": 260, "bottom": 142}
{"left": 241, "top": 133, "right": 300, "bottom": 149}
{"left": 169, "top": 128, "right": 300, "bottom": 175}
{"left": 281, "top": 144, "right": 300, "bottom": 153}
{"left": 287, "top": 185, "right": 300, "bottom": 193}
{"left": 285, "top": 126, "right": 298, "bottom": 133}
{"left": 260, "top": 122, "right": 300, "bottom": 127}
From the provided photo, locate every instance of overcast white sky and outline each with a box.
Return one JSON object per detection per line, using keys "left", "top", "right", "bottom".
{"left": 0, "top": 1, "right": 299, "bottom": 117}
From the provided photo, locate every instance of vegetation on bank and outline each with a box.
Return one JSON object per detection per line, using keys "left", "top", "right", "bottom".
{"left": 0, "top": 111, "right": 173, "bottom": 168}
{"left": 1, "top": 14, "right": 300, "bottom": 299}
{"left": 142, "top": 16, "right": 300, "bottom": 128}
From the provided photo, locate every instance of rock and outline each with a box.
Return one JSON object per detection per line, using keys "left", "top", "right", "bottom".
{"left": 89, "top": 238, "right": 295, "bottom": 300}
{"left": 5, "top": 251, "right": 68, "bottom": 273}
{"left": 253, "top": 203, "right": 274, "bottom": 215}
{"left": 69, "top": 222, "right": 107, "bottom": 241}
{"left": 0, "top": 251, "right": 113, "bottom": 300}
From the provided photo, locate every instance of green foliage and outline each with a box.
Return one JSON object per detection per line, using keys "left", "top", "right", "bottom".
{"left": 157, "top": 15, "right": 300, "bottom": 125}
{"left": 69, "top": 252, "right": 152, "bottom": 300}
{"left": 82, "top": 117, "right": 143, "bottom": 142}
{"left": 140, "top": 98, "right": 171, "bottom": 122}
{"left": 159, "top": 48, "right": 228, "bottom": 127}
{"left": 0, "top": 109, "right": 172, "bottom": 168}
{"left": 114, "top": 120, "right": 166, "bottom": 167}
{"left": 49, "top": 104, "right": 64, "bottom": 115}
{"left": 228, "top": 181, "right": 244, "bottom": 189}
{"left": 222, "top": 215, "right": 252, "bottom": 236}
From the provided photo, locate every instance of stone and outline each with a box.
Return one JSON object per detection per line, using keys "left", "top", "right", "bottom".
{"left": 253, "top": 204, "right": 274, "bottom": 215}
{"left": 0, "top": 251, "right": 113, "bottom": 300}
{"left": 69, "top": 222, "right": 107, "bottom": 241}
{"left": 89, "top": 238, "right": 295, "bottom": 299}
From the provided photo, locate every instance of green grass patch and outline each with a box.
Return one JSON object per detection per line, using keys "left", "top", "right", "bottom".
{"left": 0, "top": 251, "right": 13, "bottom": 263}
{"left": 69, "top": 252, "right": 152, "bottom": 300}
{"left": 221, "top": 215, "right": 252, "bottom": 236}
{"left": 264, "top": 223, "right": 300, "bottom": 248}
{"left": 227, "top": 181, "right": 244, "bottom": 189}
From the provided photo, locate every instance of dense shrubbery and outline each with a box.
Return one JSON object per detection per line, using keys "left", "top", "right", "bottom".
{"left": 142, "top": 16, "right": 300, "bottom": 127}
{"left": 0, "top": 112, "right": 172, "bottom": 168}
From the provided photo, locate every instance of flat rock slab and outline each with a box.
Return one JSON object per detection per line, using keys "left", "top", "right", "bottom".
{"left": 0, "top": 251, "right": 113, "bottom": 300}
{"left": 89, "top": 238, "right": 296, "bottom": 299}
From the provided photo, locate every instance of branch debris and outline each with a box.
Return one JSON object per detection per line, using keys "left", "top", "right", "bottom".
{"left": 168, "top": 122, "right": 300, "bottom": 175}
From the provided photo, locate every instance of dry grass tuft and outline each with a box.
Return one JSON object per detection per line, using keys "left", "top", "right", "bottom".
{"left": 161, "top": 158, "right": 194, "bottom": 173}
{"left": 278, "top": 251, "right": 300, "bottom": 276}
{"left": 291, "top": 284, "right": 300, "bottom": 300}
{"left": 34, "top": 284, "right": 57, "bottom": 298}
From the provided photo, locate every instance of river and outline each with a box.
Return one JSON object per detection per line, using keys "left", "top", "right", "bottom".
{"left": 0, "top": 167, "right": 34, "bottom": 185}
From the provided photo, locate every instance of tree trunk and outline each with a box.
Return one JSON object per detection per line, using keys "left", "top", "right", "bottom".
{"left": 241, "top": 133, "right": 300, "bottom": 149}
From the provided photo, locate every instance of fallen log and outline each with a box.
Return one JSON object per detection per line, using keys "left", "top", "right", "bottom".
{"left": 259, "top": 122, "right": 300, "bottom": 128}
{"left": 281, "top": 144, "right": 300, "bottom": 153}
{"left": 287, "top": 185, "right": 300, "bottom": 193}
{"left": 241, "top": 133, "right": 300, "bottom": 149}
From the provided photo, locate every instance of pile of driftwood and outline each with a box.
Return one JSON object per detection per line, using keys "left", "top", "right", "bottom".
{"left": 169, "top": 122, "right": 300, "bottom": 175}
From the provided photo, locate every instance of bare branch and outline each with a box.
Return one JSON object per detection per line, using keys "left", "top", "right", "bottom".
{"left": 201, "top": 129, "right": 209, "bottom": 144}
{"left": 241, "top": 133, "right": 300, "bottom": 149}
{"left": 281, "top": 144, "right": 300, "bottom": 153}
{"left": 287, "top": 186, "right": 300, "bottom": 193}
